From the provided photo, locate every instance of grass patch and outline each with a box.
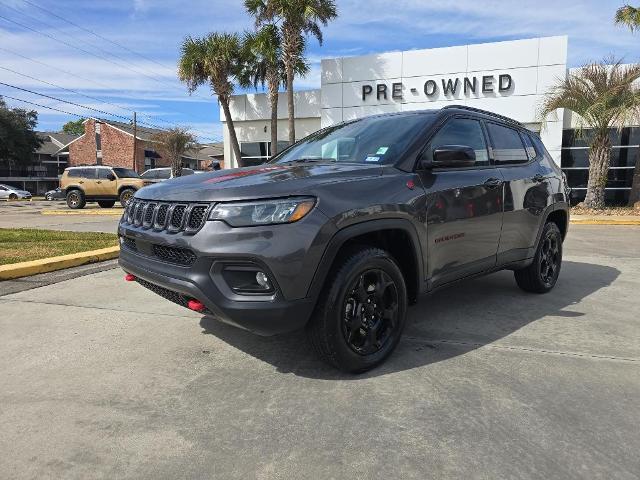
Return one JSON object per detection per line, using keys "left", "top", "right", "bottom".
{"left": 0, "top": 228, "right": 118, "bottom": 265}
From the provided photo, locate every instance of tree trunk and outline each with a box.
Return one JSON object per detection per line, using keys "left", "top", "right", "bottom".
{"left": 583, "top": 137, "right": 611, "bottom": 209}
{"left": 628, "top": 153, "right": 640, "bottom": 207}
{"left": 286, "top": 62, "right": 295, "bottom": 145}
{"left": 171, "top": 155, "right": 182, "bottom": 178}
{"left": 268, "top": 71, "right": 279, "bottom": 157}
{"left": 220, "top": 97, "right": 244, "bottom": 168}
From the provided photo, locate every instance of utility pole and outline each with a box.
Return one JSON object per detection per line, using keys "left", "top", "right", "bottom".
{"left": 132, "top": 111, "right": 137, "bottom": 172}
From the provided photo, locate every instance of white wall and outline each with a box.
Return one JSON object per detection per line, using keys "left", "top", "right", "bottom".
{"left": 321, "top": 36, "right": 568, "bottom": 164}
{"left": 221, "top": 90, "right": 321, "bottom": 168}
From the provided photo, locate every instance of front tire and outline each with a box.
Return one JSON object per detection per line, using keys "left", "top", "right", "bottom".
{"left": 45, "top": 193, "right": 52, "bottom": 201}
{"left": 307, "top": 247, "right": 408, "bottom": 373}
{"left": 9, "top": 193, "right": 17, "bottom": 200}
{"left": 119, "top": 188, "right": 135, "bottom": 207}
{"left": 514, "top": 222, "right": 563, "bottom": 293}
{"left": 66, "top": 190, "right": 85, "bottom": 209}
{"left": 98, "top": 200, "right": 116, "bottom": 208}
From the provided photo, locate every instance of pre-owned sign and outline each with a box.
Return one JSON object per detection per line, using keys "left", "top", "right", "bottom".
{"left": 361, "top": 74, "right": 513, "bottom": 101}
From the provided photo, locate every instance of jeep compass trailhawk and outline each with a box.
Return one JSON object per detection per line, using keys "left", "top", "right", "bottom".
{"left": 119, "top": 106, "right": 570, "bottom": 372}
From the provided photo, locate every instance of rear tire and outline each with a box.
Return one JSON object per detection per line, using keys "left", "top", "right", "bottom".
{"left": 119, "top": 188, "right": 135, "bottom": 207}
{"left": 9, "top": 193, "right": 17, "bottom": 200}
{"left": 98, "top": 200, "right": 116, "bottom": 208}
{"left": 514, "top": 222, "right": 562, "bottom": 293}
{"left": 306, "top": 246, "right": 408, "bottom": 373}
{"left": 66, "top": 190, "right": 85, "bottom": 209}
{"left": 45, "top": 193, "right": 52, "bottom": 201}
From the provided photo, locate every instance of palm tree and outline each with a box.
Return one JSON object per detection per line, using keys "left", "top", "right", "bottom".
{"left": 615, "top": 4, "right": 640, "bottom": 31}
{"left": 152, "top": 128, "right": 196, "bottom": 178}
{"left": 178, "top": 33, "right": 245, "bottom": 167}
{"left": 240, "top": 25, "right": 308, "bottom": 157}
{"left": 541, "top": 60, "right": 640, "bottom": 209}
{"left": 245, "top": 0, "right": 337, "bottom": 145}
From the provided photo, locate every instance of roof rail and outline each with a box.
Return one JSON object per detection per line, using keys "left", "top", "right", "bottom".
{"left": 442, "top": 104, "right": 524, "bottom": 127}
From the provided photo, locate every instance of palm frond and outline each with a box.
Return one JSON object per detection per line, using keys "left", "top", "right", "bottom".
{"left": 615, "top": 4, "right": 640, "bottom": 31}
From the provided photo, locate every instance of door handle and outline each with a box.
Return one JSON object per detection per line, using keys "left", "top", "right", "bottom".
{"left": 78, "top": 181, "right": 84, "bottom": 184}
{"left": 533, "top": 174, "right": 545, "bottom": 183}
{"left": 484, "top": 178, "right": 503, "bottom": 189}
{"left": 96, "top": 181, "right": 102, "bottom": 184}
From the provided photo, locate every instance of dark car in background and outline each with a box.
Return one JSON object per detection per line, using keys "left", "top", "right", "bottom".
{"left": 44, "top": 187, "right": 65, "bottom": 201}
{"left": 118, "top": 105, "right": 570, "bottom": 373}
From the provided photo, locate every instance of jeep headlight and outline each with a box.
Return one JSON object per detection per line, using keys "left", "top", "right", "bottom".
{"left": 208, "top": 197, "right": 315, "bottom": 227}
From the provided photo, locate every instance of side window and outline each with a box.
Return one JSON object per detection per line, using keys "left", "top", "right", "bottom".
{"left": 529, "top": 133, "right": 549, "bottom": 160}
{"left": 487, "top": 123, "right": 528, "bottom": 165}
{"left": 428, "top": 118, "right": 490, "bottom": 167}
{"left": 67, "top": 170, "right": 79, "bottom": 178}
{"left": 97, "top": 169, "right": 112, "bottom": 179}
{"left": 158, "top": 170, "right": 171, "bottom": 179}
{"left": 520, "top": 132, "right": 537, "bottom": 160}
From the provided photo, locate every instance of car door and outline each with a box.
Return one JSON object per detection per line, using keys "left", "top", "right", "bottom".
{"left": 417, "top": 116, "right": 504, "bottom": 288}
{"left": 96, "top": 168, "right": 115, "bottom": 196}
{"left": 485, "top": 122, "right": 549, "bottom": 265}
{"left": 77, "top": 167, "right": 98, "bottom": 196}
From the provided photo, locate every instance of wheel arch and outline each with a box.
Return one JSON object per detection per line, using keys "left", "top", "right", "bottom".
{"left": 308, "top": 219, "right": 425, "bottom": 305}
{"left": 118, "top": 185, "right": 137, "bottom": 195}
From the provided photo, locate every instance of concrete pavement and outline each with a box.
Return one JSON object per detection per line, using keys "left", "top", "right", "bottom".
{"left": 0, "top": 225, "right": 639, "bottom": 479}
{"left": 0, "top": 200, "right": 121, "bottom": 233}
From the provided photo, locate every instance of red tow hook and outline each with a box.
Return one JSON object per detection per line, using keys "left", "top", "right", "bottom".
{"left": 187, "top": 299, "right": 206, "bottom": 312}
{"left": 124, "top": 273, "right": 136, "bottom": 282}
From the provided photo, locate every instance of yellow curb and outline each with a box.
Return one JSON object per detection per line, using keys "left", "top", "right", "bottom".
{"left": 41, "top": 209, "right": 124, "bottom": 216}
{"left": 570, "top": 219, "right": 640, "bottom": 225}
{"left": 0, "top": 246, "right": 120, "bottom": 280}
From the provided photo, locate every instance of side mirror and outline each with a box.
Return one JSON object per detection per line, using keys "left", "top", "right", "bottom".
{"left": 107, "top": 173, "right": 116, "bottom": 181}
{"left": 424, "top": 145, "right": 476, "bottom": 169}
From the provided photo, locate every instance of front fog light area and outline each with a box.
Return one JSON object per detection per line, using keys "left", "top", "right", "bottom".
{"left": 221, "top": 266, "right": 275, "bottom": 295}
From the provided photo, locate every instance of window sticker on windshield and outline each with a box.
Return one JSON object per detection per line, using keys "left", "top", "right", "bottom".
{"left": 376, "top": 146, "right": 389, "bottom": 155}
{"left": 365, "top": 156, "right": 380, "bottom": 162}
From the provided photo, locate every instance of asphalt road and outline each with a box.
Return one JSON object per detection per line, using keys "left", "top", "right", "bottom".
{"left": 0, "top": 200, "right": 121, "bottom": 233}
{"left": 0, "top": 225, "right": 639, "bottom": 479}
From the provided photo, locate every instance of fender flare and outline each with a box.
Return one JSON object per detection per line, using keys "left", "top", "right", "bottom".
{"left": 530, "top": 201, "right": 570, "bottom": 257}
{"left": 306, "top": 218, "right": 425, "bottom": 301}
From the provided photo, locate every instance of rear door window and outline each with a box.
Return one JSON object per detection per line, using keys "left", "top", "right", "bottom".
{"left": 486, "top": 123, "right": 529, "bottom": 165}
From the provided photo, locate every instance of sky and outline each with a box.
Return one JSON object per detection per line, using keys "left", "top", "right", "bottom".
{"left": 0, "top": 0, "right": 636, "bottom": 142}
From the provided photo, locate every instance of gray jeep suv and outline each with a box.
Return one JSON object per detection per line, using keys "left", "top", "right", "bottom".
{"left": 119, "top": 106, "right": 570, "bottom": 372}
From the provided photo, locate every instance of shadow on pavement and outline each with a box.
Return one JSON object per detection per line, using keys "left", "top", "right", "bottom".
{"left": 199, "top": 260, "right": 619, "bottom": 379}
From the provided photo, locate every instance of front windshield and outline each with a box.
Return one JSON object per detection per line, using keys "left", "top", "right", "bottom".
{"left": 271, "top": 114, "right": 432, "bottom": 165}
{"left": 113, "top": 168, "right": 140, "bottom": 178}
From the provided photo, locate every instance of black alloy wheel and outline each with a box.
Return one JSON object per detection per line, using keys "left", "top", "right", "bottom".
{"left": 539, "top": 230, "right": 561, "bottom": 288}
{"left": 342, "top": 269, "right": 399, "bottom": 355}
{"left": 514, "top": 222, "right": 562, "bottom": 293}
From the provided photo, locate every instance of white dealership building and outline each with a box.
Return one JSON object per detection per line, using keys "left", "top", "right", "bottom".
{"left": 221, "top": 36, "right": 638, "bottom": 205}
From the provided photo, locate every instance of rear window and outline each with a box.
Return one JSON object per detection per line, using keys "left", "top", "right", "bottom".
{"left": 486, "top": 123, "right": 528, "bottom": 165}
{"left": 67, "top": 168, "right": 95, "bottom": 178}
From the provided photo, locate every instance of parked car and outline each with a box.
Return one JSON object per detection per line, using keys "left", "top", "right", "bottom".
{"left": 44, "top": 187, "right": 65, "bottom": 201}
{"left": 0, "top": 183, "right": 32, "bottom": 200}
{"left": 60, "top": 166, "right": 148, "bottom": 209}
{"left": 118, "top": 105, "right": 570, "bottom": 373}
{"left": 140, "top": 167, "right": 195, "bottom": 184}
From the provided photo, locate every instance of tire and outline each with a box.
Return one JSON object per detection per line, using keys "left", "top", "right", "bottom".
{"left": 98, "top": 200, "right": 116, "bottom": 208}
{"left": 119, "top": 188, "right": 135, "bottom": 207}
{"left": 9, "top": 193, "right": 17, "bottom": 200}
{"left": 306, "top": 246, "right": 408, "bottom": 373}
{"left": 45, "top": 194, "right": 52, "bottom": 201}
{"left": 514, "top": 222, "right": 563, "bottom": 293}
{"left": 66, "top": 189, "right": 86, "bottom": 209}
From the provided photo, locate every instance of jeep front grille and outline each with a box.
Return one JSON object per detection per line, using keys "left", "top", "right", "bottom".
{"left": 122, "top": 201, "right": 210, "bottom": 234}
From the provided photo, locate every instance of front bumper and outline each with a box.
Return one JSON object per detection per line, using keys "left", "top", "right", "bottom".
{"left": 117, "top": 209, "right": 335, "bottom": 335}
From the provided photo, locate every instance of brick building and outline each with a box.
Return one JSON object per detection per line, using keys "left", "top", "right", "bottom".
{"left": 67, "top": 118, "right": 169, "bottom": 172}
{"left": 66, "top": 118, "right": 225, "bottom": 172}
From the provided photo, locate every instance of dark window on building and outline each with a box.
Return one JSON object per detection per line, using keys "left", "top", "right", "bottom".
{"left": 427, "top": 118, "right": 490, "bottom": 166}
{"left": 486, "top": 123, "right": 528, "bottom": 164}
{"left": 561, "top": 127, "right": 638, "bottom": 205}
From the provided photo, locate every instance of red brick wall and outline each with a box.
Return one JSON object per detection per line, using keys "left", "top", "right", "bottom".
{"left": 68, "top": 119, "right": 169, "bottom": 172}
{"left": 68, "top": 120, "right": 97, "bottom": 166}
